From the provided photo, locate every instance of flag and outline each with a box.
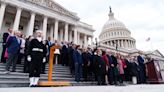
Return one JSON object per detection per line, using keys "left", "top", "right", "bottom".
{"left": 146, "top": 37, "right": 150, "bottom": 42}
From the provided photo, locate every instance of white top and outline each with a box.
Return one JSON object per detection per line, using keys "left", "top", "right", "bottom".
{"left": 20, "top": 38, "right": 25, "bottom": 54}
{"left": 54, "top": 49, "right": 60, "bottom": 54}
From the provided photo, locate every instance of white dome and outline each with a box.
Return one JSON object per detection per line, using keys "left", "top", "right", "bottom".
{"left": 103, "top": 19, "right": 126, "bottom": 31}
{"left": 99, "top": 8, "right": 136, "bottom": 49}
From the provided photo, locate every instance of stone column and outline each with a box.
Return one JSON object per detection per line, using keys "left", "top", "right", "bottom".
{"left": 125, "top": 40, "right": 127, "bottom": 48}
{"left": 60, "top": 29, "right": 63, "bottom": 41}
{"left": 13, "top": 7, "right": 22, "bottom": 32}
{"left": 109, "top": 41, "right": 111, "bottom": 46}
{"left": 130, "top": 41, "right": 132, "bottom": 48}
{"left": 121, "top": 40, "right": 124, "bottom": 48}
{"left": 74, "top": 28, "right": 77, "bottom": 44}
{"left": 128, "top": 40, "right": 131, "bottom": 48}
{"left": 50, "top": 24, "right": 54, "bottom": 41}
{"left": 43, "top": 16, "right": 48, "bottom": 40}
{"left": 111, "top": 41, "right": 113, "bottom": 46}
{"left": 119, "top": 40, "right": 121, "bottom": 47}
{"left": 27, "top": 12, "right": 35, "bottom": 37}
{"left": 69, "top": 30, "right": 72, "bottom": 42}
{"left": 64, "top": 23, "right": 68, "bottom": 42}
{"left": 132, "top": 41, "right": 135, "bottom": 48}
{"left": 77, "top": 32, "right": 80, "bottom": 44}
{"left": 54, "top": 20, "right": 58, "bottom": 40}
{"left": 91, "top": 36, "right": 93, "bottom": 45}
{"left": 84, "top": 34, "right": 87, "bottom": 47}
{"left": 117, "top": 40, "right": 119, "bottom": 47}
{"left": 127, "top": 40, "right": 129, "bottom": 48}
{"left": 0, "top": 3, "right": 6, "bottom": 31}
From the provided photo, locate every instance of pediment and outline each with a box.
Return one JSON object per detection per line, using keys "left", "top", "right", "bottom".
{"left": 26, "top": 0, "right": 79, "bottom": 20}
{"left": 153, "top": 50, "right": 164, "bottom": 57}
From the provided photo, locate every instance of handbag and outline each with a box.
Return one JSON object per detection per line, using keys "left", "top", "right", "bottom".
{"left": 4, "top": 49, "right": 8, "bottom": 58}
{"left": 4, "top": 35, "right": 10, "bottom": 59}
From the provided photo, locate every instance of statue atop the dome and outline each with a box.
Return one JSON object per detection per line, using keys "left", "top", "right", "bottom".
{"left": 109, "top": 6, "right": 112, "bottom": 13}
{"left": 108, "top": 6, "right": 114, "bottom": 18}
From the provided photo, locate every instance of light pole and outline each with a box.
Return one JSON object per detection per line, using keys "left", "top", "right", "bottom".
{"left": 112, "top": 41, "right": 118, "bottom": 52}
{"left": 95, "top": 38, "right": 98, "bottom": 49}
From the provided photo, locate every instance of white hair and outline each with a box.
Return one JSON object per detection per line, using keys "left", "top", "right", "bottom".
{"left": 35, "top": 30, "right": 43, "bottom": 34}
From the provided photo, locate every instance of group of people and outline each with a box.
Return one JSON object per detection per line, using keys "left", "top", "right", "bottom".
{"left": 0, "top": 28, "right": 48, "bottom": 87}
{"left": 0, "top": 28, "right": 147, "bottom": 87}
{"left": 62, "top": 45, "right": 147, "bottom": 85}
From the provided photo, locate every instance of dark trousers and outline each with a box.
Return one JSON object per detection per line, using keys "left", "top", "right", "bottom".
{"left": 118, "top": 74, "right": 124, "bottom": 84}
{"left": 74, "top": 63, "right": 82, "bottom": 82}
{"left": 24, "top": 55, "right": 30, "bottom": 73}
{"left": 108, "top": 67, "right": 119, "bottom": 85}
{"left": 83, "top": 66, "right": 89, "bottom": 81}
{"left": 53, "top": 54, "right": 60, "bottom": 65}
{"left": 6, "top": 53, "right": 18, "bottom": 71}
{"left": 61, "top": 54, "right": 68, "bottom": 66}
{"left": 97, "top": 73, "right": 105, "bottom": 85}
{"left": 17, "top": 53, "right": 24, "bottom": 64}
{"left": 29, "top": 55, "right": 42, "bottom": 77}
{"left": 1, "top": 45, "right": 6, "bottom": 63}
{"left": 41, "top": 62, "right": 46, "bottom": 73}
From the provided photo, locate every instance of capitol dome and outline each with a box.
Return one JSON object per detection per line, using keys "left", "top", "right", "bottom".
{"left": 99, "top": 7, "right": 136, "bottom": 49}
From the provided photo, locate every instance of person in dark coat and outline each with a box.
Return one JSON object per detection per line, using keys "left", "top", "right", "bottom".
{"left": 137, "top": 55, "right": 146, "bottom": 84}
{"left": 86, "top": 48, "right": 93, "bottom": 81}
{"left": 93, "top": 49, "right": 106, "bottom": 85}
{"left": 24, "top": 36, "right": 33, "bottom": 73}
{"left": 101, "top": 51, "right": 109, "bottom": 84}
{"left": 110, "top": 54, "right": 119, "bottom": 85}
{"left": 72, "top": 45, "right": 83, "bottom": 82}
{"left": 5, "top": 31, "right": 21, "bottom": 73}
{"left": 61, "top": 44, "right": 68, "bottom": 66}
{"left": 41, "top": 40, "right": 49, "bottom": 74}
{"left": 129, "top": 57, "right": 140, "bottom": 84}
{"left": 28, "top": 30, "right": 47, "bottom": 87}
{"left": 107, "top": 53, "right": 114, "bottom": 85}
{"left": 82, "top": 48, "right": 91, "bottom": 81}
{"left": 1, "top": 28, "right": 12, "bottom": 63}
{"left": 68, "top": 43, "right": 75, "bottom": 74}
{"left": 124, "top": 58, "right": 131, "bottom": 82}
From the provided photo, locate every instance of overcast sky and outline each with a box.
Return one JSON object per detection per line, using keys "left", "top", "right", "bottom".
{"left": 55, "top": 0, "right": 164, "bottom": 54}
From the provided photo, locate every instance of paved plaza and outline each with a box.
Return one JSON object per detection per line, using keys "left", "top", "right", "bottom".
{"left": 0, "top": 85, "right": 164, "bottom": 92}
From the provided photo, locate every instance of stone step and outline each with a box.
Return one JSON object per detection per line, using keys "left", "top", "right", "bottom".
{"left": 0, "top": 69, "right": 71, "bottom": 74}
{"left": 0, "top": 71, "right": 72, "bottom": 76}
{"left": 0, "top": 63, "right": 70, "bottom": 68}
{"left": 0, "top": 80, "right": 97, "bottom": 87}
{"left": 0, "top": 67, "right": 71, "bottom": 72}
{"left": 0, "top": 72, "right": 72, "bottom": 76}
{"left": 0, "top": 65, "right": 69, "bottom": 69}
{"left": 0, "top": 76, "right": 74, "bottom": 81}
{"left": 0, "top": 80, "right": 29, "bottom": 87}
{"left": 0, "top": 72, "right": 73, "bottom": 78}
{"left": 0, "top": 63, "right": 98, "bottom": 87}
{"left": 0, "top": 65, "right": 70, "bottom": 69}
